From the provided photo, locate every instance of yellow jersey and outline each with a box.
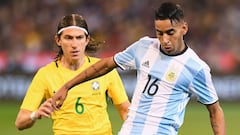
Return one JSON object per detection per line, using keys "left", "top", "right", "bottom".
{"left": 20, "top": 56, "right": 128, "bottom": 135}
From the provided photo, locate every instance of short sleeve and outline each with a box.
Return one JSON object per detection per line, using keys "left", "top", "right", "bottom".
{"left": 106, "top": 69, "right": 129, "bottom": 105}
{"left": 190, "top": 68, "right": 218, "bottom": 104}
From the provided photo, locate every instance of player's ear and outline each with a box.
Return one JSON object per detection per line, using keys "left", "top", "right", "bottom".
{"left": 86, "top": 35, "right": 90, "bottom": 44}
{"left": 182, "top": 22, "right": 188, "bottom": 35}
{"left": 55, "top": 35, "right": 61, "bottom": 47}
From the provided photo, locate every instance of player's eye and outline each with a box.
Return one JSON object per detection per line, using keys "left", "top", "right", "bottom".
{"left": 76, "top": 35, "right": 85, "bottom": 40}
{"left": 64, "top": 35, "right": 73, "bottom": 40}
{"left": 156, "top": 31, "right": 163, "bottom": 36}
{"left": 166, "top": 29, "right": 175, "bottom": 35}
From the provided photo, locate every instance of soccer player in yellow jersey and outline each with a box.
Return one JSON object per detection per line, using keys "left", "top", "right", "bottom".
{"left": 15, "top": 14, "right": 130, "bottom": 135}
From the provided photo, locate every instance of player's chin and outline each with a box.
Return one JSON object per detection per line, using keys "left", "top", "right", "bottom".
{"left": 162, "top": 48, "right": 174, "bottom": 55}
{"left": 70, "top": 56, "right": 81, "bottom": 61}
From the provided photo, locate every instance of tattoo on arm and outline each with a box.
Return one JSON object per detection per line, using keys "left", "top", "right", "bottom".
{"left": 92, "top": 65, "right": 98, "bottom": 73}
{"left": 84, "top": 70, "right": 88, "bottom": 80}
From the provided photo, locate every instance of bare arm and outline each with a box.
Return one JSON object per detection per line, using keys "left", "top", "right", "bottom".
{"left": 15, "top": 109, "right": 35, "bottom": 130}
{"left": 15, "top": 99, "right": 53, "bottom": 130}
{"left": 52, "top": 56, "right": 118, "bottom": 109}
{"left": 115, "top": 101, "right": 130, "bottom": 121}
{"left": 206, "top": 101, "right": 226, "bottom": 135}
{"left": 67, "top": 57, "right": 117, "bottom": 90}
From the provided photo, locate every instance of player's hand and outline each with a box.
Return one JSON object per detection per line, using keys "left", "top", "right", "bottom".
{"left": 51, "top": 86, "right": 68, "bottom": 110}
{"left": 35, "top": 98, "right": 54, "bottom": 119}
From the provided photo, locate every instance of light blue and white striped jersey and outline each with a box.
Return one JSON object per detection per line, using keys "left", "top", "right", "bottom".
{"left": 114, "top": 36, "right": 218, "bottom": 135}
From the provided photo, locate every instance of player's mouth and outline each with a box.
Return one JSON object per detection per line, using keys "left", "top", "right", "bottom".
{"left": 162, "top": 46, "right": 172, "bottom": 52}
{"left": 71, "top": 50, "right": 80, "bottom": 56}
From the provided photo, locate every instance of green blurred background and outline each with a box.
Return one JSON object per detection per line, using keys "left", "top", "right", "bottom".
{"left": 1, "top": 100, "right": 238, "bottom": 135}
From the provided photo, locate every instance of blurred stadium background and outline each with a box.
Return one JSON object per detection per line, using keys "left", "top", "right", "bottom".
{"left": 0, "top": 0, "right": 239, "bottom": 135}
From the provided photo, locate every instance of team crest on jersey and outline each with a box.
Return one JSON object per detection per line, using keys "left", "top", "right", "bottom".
{"left": 165, "top": 65, "right": 179, "bottom": 82}
{"left": 92, "top": 81, "right": 100, "bottom": 90}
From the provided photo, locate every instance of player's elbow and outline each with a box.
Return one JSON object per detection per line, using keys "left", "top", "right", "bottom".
{"left": 15, "top": 118, "right": 32, "bottom": 130}
{"left": 15, "top": 120, "right": 24, "bottom": 130}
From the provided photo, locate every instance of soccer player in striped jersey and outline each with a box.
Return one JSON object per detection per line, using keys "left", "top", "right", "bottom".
{"left": 52, "top": 2, "right": 225, "bottom": 135}
{"left": 15, "top": 14, "right": 130, "bottom": 135}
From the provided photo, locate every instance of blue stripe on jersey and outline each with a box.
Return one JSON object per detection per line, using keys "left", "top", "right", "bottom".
{"left": 192, "top": 69, "right": 214, "bottom": 103}
{"left": 184, "top": 57, "right": 216, "bottom": 104}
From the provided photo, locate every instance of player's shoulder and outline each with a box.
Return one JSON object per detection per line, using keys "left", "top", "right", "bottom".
{"left": 87, "top": 56, "right": 101, "bottom": 65}
{"left": 87, "top": 57, "right": 118, "bottom": 75}
{"left": 138, "top": 36, "right": 159, "bottom": 44}
{"left": 136, "top": 36, "right": 160, "bottom": 49}
{"left": 88, "top": 56, "right": 100, "bottom": 61}
{"left": 30, "top": 61, "right": 57, "bottom": 78}
{"left": 187, "top": 47, "right": 210, "bottom": 70}
{"left": 36, "top": 61, "right": 56, "bottom": 73}
{"left": 87, "top": 56, "right": 120, "bottom": 77}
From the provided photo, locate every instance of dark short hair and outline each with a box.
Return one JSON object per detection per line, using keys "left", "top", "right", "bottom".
{"left": 155, "top": 2, "right": 184, "bottom": 23}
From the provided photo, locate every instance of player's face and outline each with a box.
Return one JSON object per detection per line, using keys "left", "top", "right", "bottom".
{"left": 56, "top": 28, "right": 89, "bottom": 62}
{"left": 155, "top": 19, "right": 188, "bottom": 55}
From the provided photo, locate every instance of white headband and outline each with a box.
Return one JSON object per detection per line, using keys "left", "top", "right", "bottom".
{"left": 57, "top": 26, "right": 88, "bottom": 35}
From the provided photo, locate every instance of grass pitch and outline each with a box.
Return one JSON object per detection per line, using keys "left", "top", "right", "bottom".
{"left": 0, "top": 100, "right": 238, "bottom": 135}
